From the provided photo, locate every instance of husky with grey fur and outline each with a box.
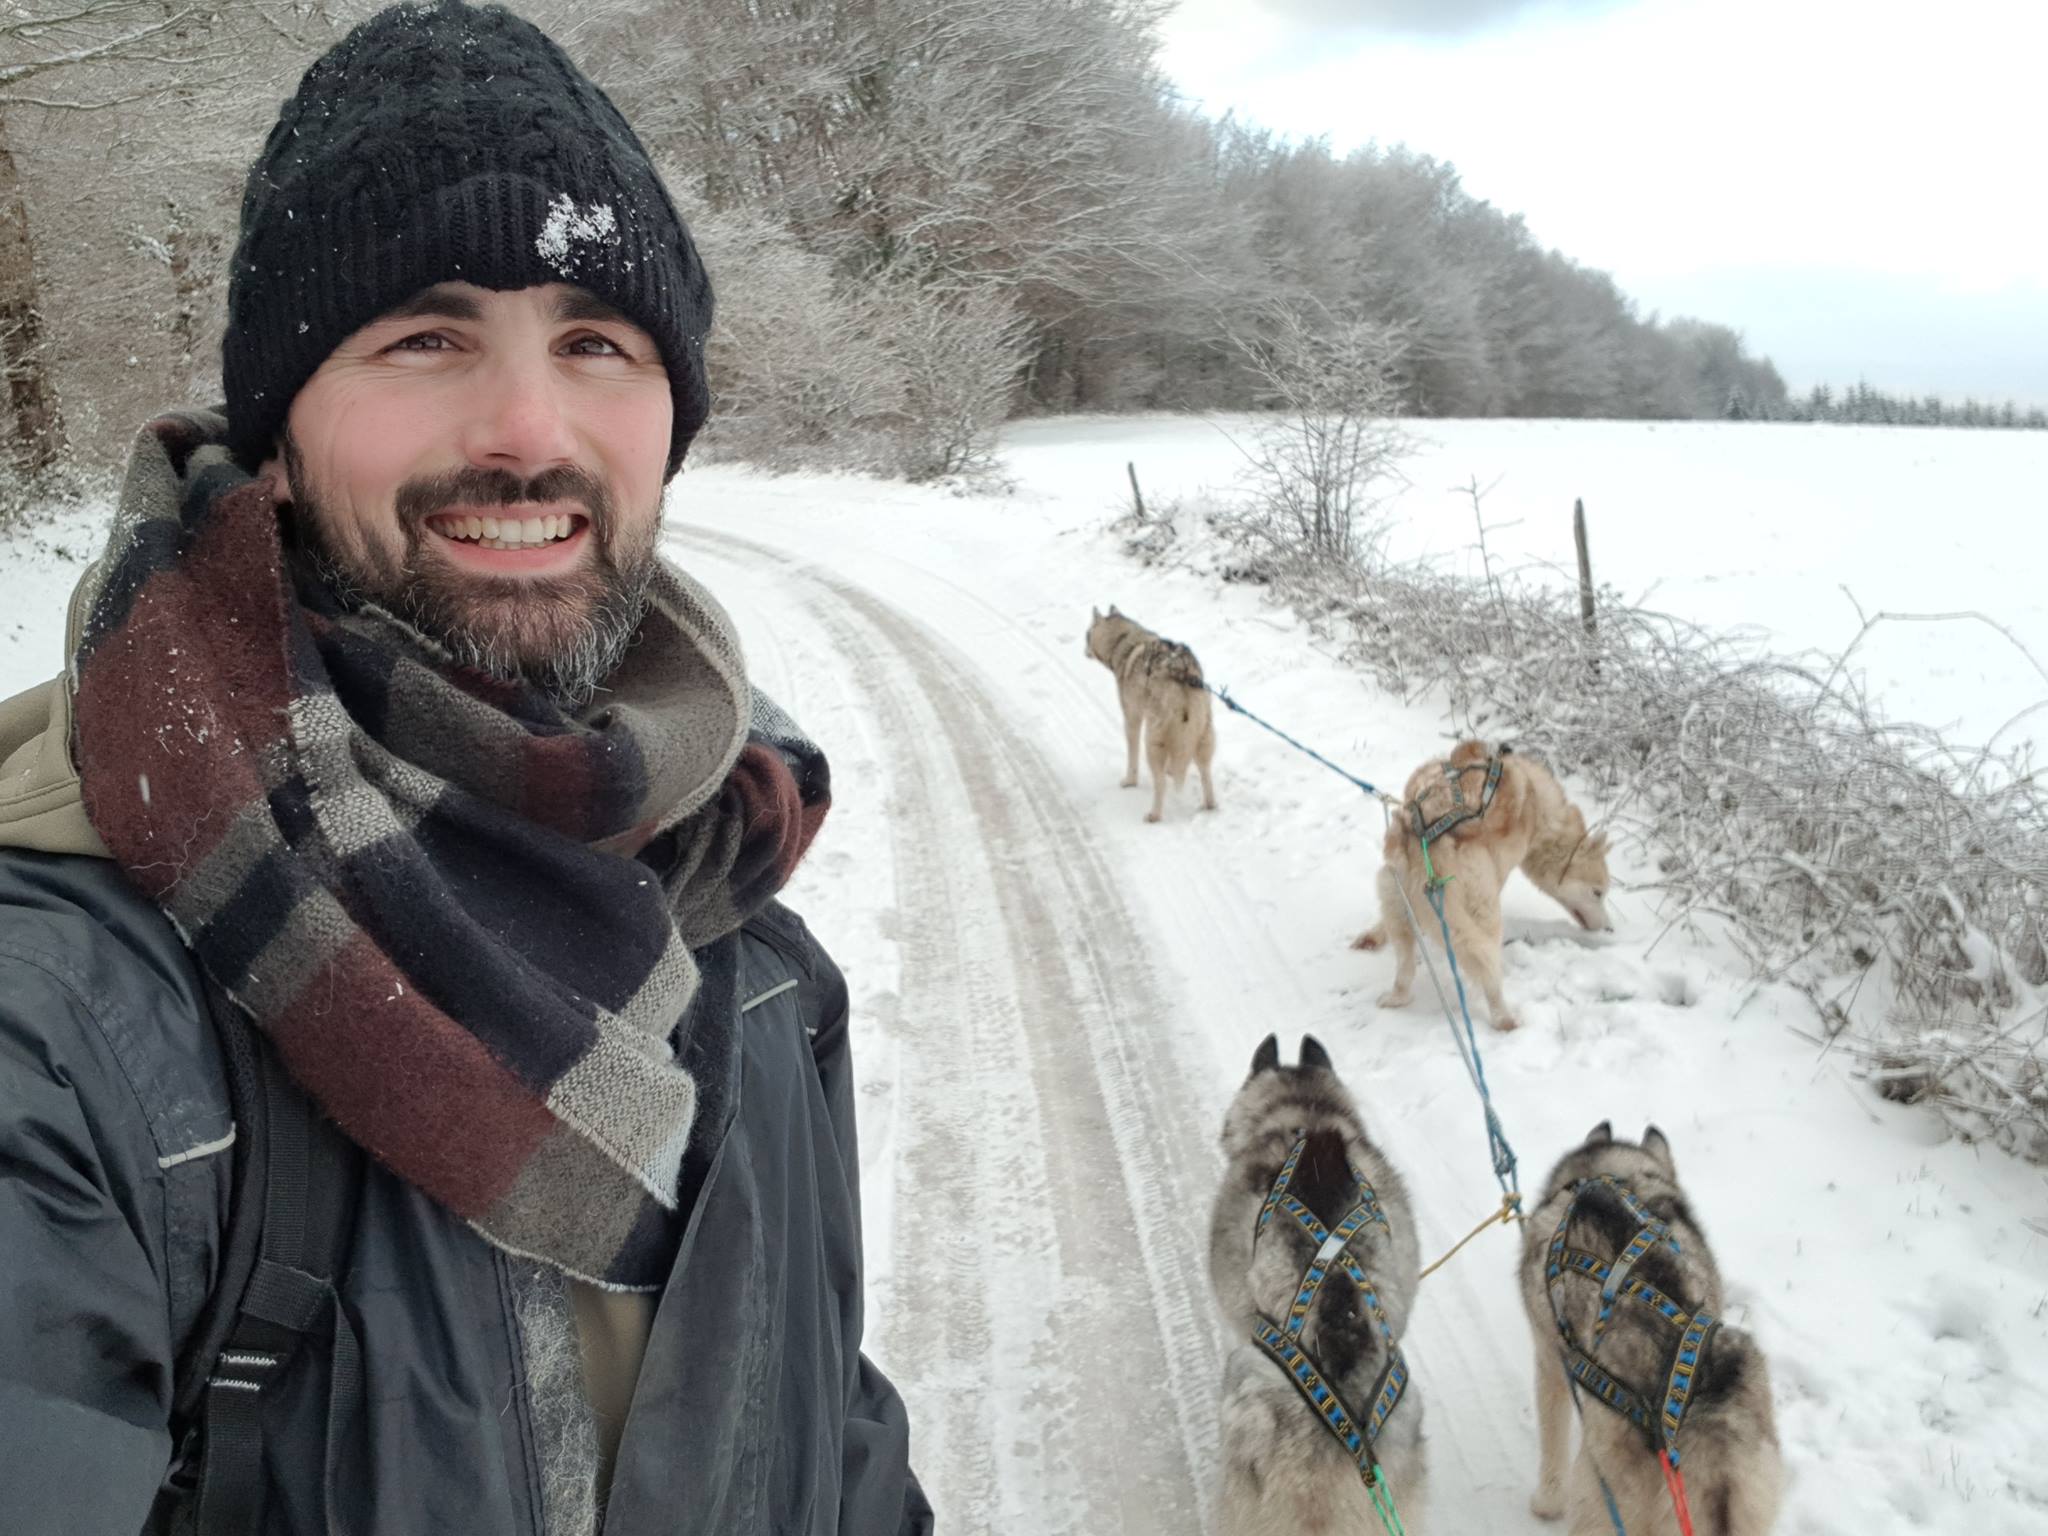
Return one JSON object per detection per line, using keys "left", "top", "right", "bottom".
{"left": 1084, "top": 605, "right": 1218, "bottom": 822}
{"left": 1519, "top": 1122, "right": 1784, "bottom": 1534}
{"left": 1207, "top": 1034, "right": 1428, "bottom": 1534}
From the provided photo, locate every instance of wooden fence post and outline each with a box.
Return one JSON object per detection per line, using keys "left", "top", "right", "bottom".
{"left": 1574, "top": 497, "right": 1597, "bottom": 640}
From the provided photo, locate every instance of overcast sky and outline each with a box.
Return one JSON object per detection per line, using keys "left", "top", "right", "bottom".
{"left": 1158, "top": 0, "right": 2048, "bottom": 405}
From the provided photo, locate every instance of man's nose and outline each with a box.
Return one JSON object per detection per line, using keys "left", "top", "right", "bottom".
{"left": 460, "top": 354, "right": 578, "bottom": 478}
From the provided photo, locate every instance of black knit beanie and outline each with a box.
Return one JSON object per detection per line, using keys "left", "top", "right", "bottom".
{"left": 224, "top": 0, "right": 712, "bottom": 480}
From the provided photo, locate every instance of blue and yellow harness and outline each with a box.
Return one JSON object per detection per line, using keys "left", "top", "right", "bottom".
{"left": 1545, "top": 1174, "right": 1718, "bottom": 1532}
{"left": 1249, "top": 1136, "right": 1412, "bottom": 1526}
{"left": 1544, "top": 1174, "right": 1719, "bottom": 1461}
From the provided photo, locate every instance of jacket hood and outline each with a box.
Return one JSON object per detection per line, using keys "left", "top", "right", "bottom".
{"left": 0, "top": 563, "right": 109, "bottom": 859}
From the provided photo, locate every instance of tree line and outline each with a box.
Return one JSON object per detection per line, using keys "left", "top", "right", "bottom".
{"left": 3, "top": 0, "right": 2030, "bottom": 514}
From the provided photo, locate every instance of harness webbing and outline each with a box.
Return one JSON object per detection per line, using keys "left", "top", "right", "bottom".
{"left": 1410, "top": 751, "right": 1506, "bottom": 846}
{"left": 1544, "top": 1175, "right": 1719, "bottom": 1468}
{"left": 1248, "top": 1136, "right": 1410, "bottom": 1491}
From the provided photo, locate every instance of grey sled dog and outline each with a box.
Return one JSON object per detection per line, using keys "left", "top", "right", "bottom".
{"left": 1207, "top": 1034, "right": 1427, "bottom": 1534}
{"left": 1520, "top": 1122, "right": 1784, "bottom": 1534}
{"left": 1084, "top": 605, "right": 1218, "bottom": 822}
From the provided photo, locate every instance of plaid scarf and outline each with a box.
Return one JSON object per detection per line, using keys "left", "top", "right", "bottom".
{"left": 70, "top": 410, "right": 829, "bottom": 1289}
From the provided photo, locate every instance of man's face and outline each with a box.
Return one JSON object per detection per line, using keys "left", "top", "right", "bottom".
{"left": 262, "top": 282, "right": 673, "bottom": 705}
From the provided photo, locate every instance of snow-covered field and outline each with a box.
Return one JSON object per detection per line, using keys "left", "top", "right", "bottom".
{"left": 1000, "top": 414, "right": 2048, "bottom": 751}
{"left": 5, "top": 416, "right": 2046, "bottom": 1533}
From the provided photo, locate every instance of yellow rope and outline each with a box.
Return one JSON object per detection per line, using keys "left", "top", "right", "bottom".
{"left": 1417, "top": 1193, "right": 1522, "bottom": 1284}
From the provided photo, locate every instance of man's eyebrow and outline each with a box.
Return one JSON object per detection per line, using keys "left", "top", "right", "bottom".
{"left": 376, "top": 285, "right": 484, "bottom": 323}
{"left": 551, "top": 289, "right": 636, "bottom": 327}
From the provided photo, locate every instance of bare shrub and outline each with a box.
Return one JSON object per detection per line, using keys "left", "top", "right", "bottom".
{"left": 691, "top": 208, "right": 905, "bottom": 473}
{"left": 1109, "top": 488, "right": 1180, "bottom": 566}
{"left": 692, "top": 208, "right": 1026, "bottom": 484}
{"left": 865, "top": 276, "right": 1029, "bottom": 485}
{"left": 1220, "top": 304, "right": 1412, "bottom": 570}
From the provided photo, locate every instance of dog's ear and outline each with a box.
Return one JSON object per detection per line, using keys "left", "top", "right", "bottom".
{"left": 1091, "top": 605, "right": 1101, "bottom": 621}
{"left": 1587, "top": 828, "right": 1610, "bottom": 856}
{"left": 1109, "top": 603, "right": 1121, "bottom": 616}
{"left": 1584, "top": 1119, "right": 1613, "bottom": 1146}
{"left": 1298, "top": 1035, "right": 1333, "bottom": 1072}
{"left": 1641, "top": 1124, "right": 1675, "bottom": 1174}
{"left": 1249, "top": 1033, "right": 1280, "bottom": 1078}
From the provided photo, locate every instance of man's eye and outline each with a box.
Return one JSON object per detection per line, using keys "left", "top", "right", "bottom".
{"left": 565, "top": 333, "right": 627, "bottom": 357}
{"left": 389, "top": 332, "right": 453, "bottom": 352}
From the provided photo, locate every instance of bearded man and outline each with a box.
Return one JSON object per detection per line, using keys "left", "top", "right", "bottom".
{"left": 0, "top": 5, "right": 930, "bottom": 1533}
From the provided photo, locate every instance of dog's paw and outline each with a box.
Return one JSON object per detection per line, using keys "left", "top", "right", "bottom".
{"left": 1491, "top": 1010, "right": 1522, "bottom": 1032}
{"left": 1144, "top": 810, "right": 1162, "bottom": 824}
{"left": 1352, "top": 927, "right": 1387, "bottom": 951}
{"left": 1119, "top": 775, "right": 1138, "bottom": 789}
{"left": 1529, "top": 1485, "right": 1566, "bottom": 1521}
{"left": 1375, "top": 988, "right": 1412, "bottom": 1010}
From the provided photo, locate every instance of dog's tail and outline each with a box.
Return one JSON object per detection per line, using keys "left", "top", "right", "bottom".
{"left": 1667, "top": 1327, "right": 1783, "bottom": 1535}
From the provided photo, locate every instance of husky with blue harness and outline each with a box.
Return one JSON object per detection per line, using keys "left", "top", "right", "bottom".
{"left": 1208, "top": 1034, "right": 1427, "bottom": 1534}
{"left": 1519, "top": 1123, "right": 1783, "bottom": 1535}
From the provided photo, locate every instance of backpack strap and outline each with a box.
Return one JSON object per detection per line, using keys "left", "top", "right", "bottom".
{"left": 169, "top": 1001, "right": 272, "bottom": 1434}
{"left": 175, "top": 1003, "right": 364, "bottom": 1535}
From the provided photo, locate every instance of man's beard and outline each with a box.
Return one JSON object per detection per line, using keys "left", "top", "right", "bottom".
{"left": 283, "top": 437, "right": 660, "bottom": 709}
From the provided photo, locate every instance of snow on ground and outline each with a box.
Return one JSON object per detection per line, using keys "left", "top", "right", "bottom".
{"left": 1, "top": 496, "right": 111, "bottom": 687}
{"left": 5, "top": 417, "right": 2046, "bottom": 1533}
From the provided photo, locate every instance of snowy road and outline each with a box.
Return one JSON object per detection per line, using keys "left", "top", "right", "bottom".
{"left": 684, "top": 529, "right": 1232, "bottom": 1533}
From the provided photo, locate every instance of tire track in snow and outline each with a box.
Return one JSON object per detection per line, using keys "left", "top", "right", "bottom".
{"left": 685, "top": 530, "right": 1223, "bottom": 1535}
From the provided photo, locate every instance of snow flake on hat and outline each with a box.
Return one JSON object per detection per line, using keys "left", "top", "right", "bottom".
{"left": 536, "top": 193, "right": 618, "bottom": 274}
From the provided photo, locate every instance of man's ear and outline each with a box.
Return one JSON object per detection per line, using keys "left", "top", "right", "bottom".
{"left": 253, "top": 447, "right": 289, "bottom": 504}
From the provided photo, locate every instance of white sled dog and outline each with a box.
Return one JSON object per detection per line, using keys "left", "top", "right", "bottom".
{"left": 1520, "top": 1121, "right": 1784, "bottom": 1534}
{"left": 1084, "top": 605, "right": 1218, "bottom": 822}
{"left": 1207, "top": 1033, "right": 1427, "bottom": 1534}
{"left": 1356, "top": 740, "right": 1612, "bottom": 1030}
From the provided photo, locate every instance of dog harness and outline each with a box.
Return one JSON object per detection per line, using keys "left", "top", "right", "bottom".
{"left": 1250, "top": 1136, "right": 1412, "bottom": 1502}
{"left": 1545, "top": 1173, "right": 1720, "bottom": 1532}
{"left": 1408, "top": 748, "right": 1508, "bottom": 846}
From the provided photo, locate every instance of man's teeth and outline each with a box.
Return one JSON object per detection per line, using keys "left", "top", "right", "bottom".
{"left": 434, "top": 513, "right": 577, "bottom": 550}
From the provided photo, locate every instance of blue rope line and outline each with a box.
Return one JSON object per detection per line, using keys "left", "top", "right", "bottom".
{"left": 1425, "top": 876, "right": 1521, "bottom": 1202}
{"left": 1600, "top": 1469, "right": 1628, "bottom": 1536}
{"left": 1564, "top": 1379, "right": 1632, "bottom": 1536}
{"left": 1203, "top": 683, "right": 1382, "bottom": 798}
{"left": 1197, "top": 677, "right": 1521, "bottom": 1208}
